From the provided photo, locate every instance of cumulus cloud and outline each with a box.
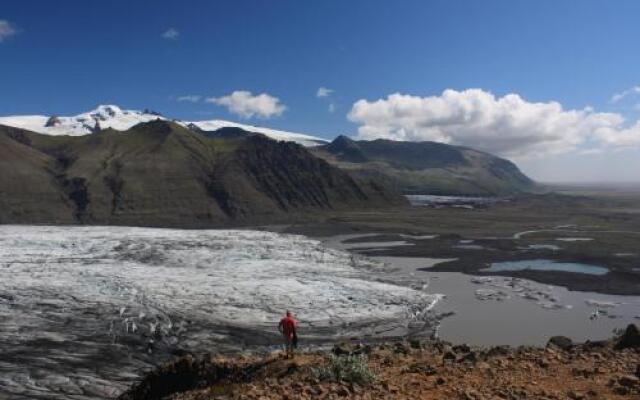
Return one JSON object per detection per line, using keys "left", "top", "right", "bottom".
{"left": 176, "top": 95, "right": 201, "bottom": 103}
{"left": 206, "top": 90, "right": 286, "bottom": 119}
{"left": 162, "top": 28, "right": 180, "bottom": 40}
{"left": 348, "top": 89, "right": 640, "bottom": 158}
{"left": 316, "top": 87, "right": 334, "bottom": 98}
{"left": 317, "top": 87, "right": 337, "bottom": 113}
{"left": 0, "top": 20, "right": 17, "bottom": 42}
{"left": 610, "top": 86, "right": 640, "bottom": 104}
{"left": 592, "top": 120, "right": 640, "bottom": 147}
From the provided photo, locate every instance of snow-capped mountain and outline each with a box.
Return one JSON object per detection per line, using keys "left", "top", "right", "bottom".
{"left": 0, "top": 105, "right": 328, "bottom": 146}
{"left": 185, "top": 119, "right": 327, "bottom": 147}
{"left": 0, "top": 105, "right": 165, "bottom": 137}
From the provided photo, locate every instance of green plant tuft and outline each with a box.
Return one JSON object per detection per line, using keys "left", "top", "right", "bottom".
{"left": 312, "top": 354, "right": 375, "bottom": 384}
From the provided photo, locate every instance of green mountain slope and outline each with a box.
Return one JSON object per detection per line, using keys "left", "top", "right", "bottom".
{"left": 0, "top": 127, "right": 76, "bottom": 223}
{"left": 312, "top": 136, "right": 536, "bottom": 196}
{"left": 0, "top": 122, "right": 404, "bottom": 226}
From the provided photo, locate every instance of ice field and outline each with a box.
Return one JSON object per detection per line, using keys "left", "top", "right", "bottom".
{"left": 0, "top": 226, "right": 440, "bottom": 399}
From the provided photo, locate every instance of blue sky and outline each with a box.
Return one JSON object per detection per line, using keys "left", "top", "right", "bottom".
{"left": 2, "top": 1, "right": 640, "bottom": 182}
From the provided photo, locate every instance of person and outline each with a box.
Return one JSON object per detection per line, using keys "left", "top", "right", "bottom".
{"left": 278, "top": 310, "right": 298, "bottom": 359}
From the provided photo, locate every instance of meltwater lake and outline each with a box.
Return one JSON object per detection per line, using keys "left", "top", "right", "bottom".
{"left": 324, "top": 234, "right": 640, "bottom": 347}
{"left": 483, "top": 259, "right": 609, "bottom": 275}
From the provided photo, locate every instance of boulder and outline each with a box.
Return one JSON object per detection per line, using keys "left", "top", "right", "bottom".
{"left": 332, "top": 344, "right": 351, "bottom": 356}
{"left": 484, "top": 345, "right": 510, "bottom": 358}
{"left": 393, "top": 342, "right": 409, "bottom": 355}
{"left": 442, "top": 351, "right": 456, "bottom": 363}
{"left": 453, "top": 344, "right": 471, "bottom": 354}
{"left": 434, "top": 341, "right": 452, "bottom": 354}
{"left": 615, "top": 324, "right": 640, "bottom": 350}
{"left": 537, "top": 358, "right": 550, "bottom": 369}
{"left": 618, "top": 374, "right": 639, "bottom": 388}
{"left": 458, "top": 351, "right": 478, "bottom": 364}
{"left": 583, "top": 339, "right": 608, "bottom": 349}
{"left": 405, "top": 363, "right": 437, "bottom": 375}
{"left": 612, "top": 385, "right": 630, "bottom": 395}
{"left": 567, "top": 390, "right": 585, "bottom": 400}
{"left": 547, "top": 336, "right": 573, "bottom": 351}
{"left": 331, "top": 343, "right": 371, "bottom": 356}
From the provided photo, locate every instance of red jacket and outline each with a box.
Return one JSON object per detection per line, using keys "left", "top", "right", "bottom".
{"left": 279, "top": 316, "right": 297, "bottom": 339}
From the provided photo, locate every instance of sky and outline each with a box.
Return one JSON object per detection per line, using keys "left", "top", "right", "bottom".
{"left": 1, "top": 0, "right": 640, "bottom": 183}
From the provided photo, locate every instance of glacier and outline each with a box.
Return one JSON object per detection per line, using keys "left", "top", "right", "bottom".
{"left": 0, "top": 105, "right": 328, "bottom": 147}
{"left": 0, "top": 226, "right": 440, "bottom": 399}
{"left": 0, "top": 105, "right": 163, "bottom": 137}
{"left": 185, "top": 119, "right": 328, "bottom": 147}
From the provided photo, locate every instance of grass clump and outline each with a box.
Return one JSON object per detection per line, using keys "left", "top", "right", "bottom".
{"left": 312, "top": 354, "right": 376, "bottom": 384}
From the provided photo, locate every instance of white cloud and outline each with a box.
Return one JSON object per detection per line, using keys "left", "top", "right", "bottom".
{"left": 176, "top": 95, "right": 201, "bottom": 103}
{"left": 162, "top": 28, "right": 180, "bottom": 40}
{"left": 591, "top": 120, "right": 640, "bottom": 147}
{"left": 206, "top": 90, "right": 286, "bottom": 119}
{"left": 0, "top": 20, "right": 17, "bottom": 42}
{"left": 317, "top": 87, "right": 337, "bottom": 113}
{"left": 317, "top": 87, "right": 334, "bottom": 98}
{"left": 610, "top": 86, "right": 640, "bottom": 104}
{"left": 348, "top": 88, "right": 640, "bottom": 159}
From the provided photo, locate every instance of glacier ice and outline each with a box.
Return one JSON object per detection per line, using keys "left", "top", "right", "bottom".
{"left": 0, "top": 225, "right": 439, "bottom": 399}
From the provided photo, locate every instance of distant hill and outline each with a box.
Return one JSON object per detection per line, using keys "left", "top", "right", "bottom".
{"left": 312, "top": 135, "right": 536, "bottom": 196}
{"left": 0, "top": 104, "right": 536, "bottom": 199}
{"left": 0, "top": 122, "right": 403, "bottom": 226}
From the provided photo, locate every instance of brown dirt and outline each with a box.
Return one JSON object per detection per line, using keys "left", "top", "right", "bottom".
{"left": 119, "top": 330, "right": 640, "bottom": 400}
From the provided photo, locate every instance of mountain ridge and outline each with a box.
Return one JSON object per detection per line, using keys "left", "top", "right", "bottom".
{"left": 312, "top": 135, "right": 536, "bottom": 196}
{"left": 0, "top": 105, "right": 537, "bottom": 197}
{"left": 0, "top": 121, "right": 404, "bottom": 226}
{"left": 0, "top": 105, "right": 328, "bottom": 147}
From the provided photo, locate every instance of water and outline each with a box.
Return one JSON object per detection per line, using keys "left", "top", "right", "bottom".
{"left": 405, "top": 194, "right": 502, "bottom": 207}
{"left": 483, "top": 259, "right": 609, "bottom": 276}
{"left": 324, "top": 233, "right": 640, "bottom": 346}
{"left": 367, "top": 256, "right": 640, "bottom": 346}
{"left": 425, "top": 270, "right": 640, "bottom": 346}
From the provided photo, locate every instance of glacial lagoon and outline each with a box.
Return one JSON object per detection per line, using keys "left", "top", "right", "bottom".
{"left": 483, "top": 259, "right": 609, "bottom": 276}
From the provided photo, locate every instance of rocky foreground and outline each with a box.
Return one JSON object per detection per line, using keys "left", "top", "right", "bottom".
{"left": 119, "top": 325, "right": 640, "bottom": 400}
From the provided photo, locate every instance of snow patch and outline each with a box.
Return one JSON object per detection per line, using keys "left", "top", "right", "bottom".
{"left": 185, "top": 119, "right": 327, "bottom": 147}
{"left": 0, "top": 105, "right": 164, "bottom": 136}
{"left": 0, "top": 105, "right": 328, "bottom": 146}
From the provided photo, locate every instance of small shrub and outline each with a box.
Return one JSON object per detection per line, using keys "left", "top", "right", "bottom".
{"left": 312, "top": 354, "right": 375, "bottom": 384}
